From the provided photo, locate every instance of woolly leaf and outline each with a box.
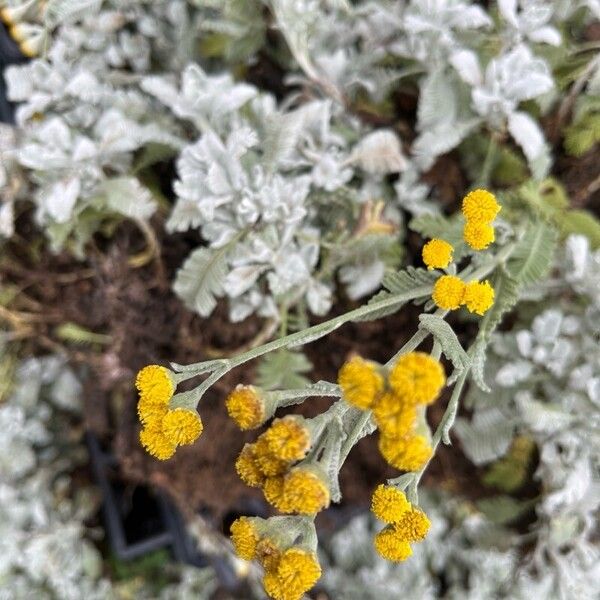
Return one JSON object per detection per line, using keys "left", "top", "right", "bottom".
{"left": 173, "top": 247, "right": 229, "bottom": 317}
{"left": 419, "top": 314, "right": 470, "bottom": 376}
{"left": 44, "top": 0, "right": 102, "bottom": 26}
{"left": 454, "top": 408, "right": 514, "bottom": 465}
{"left": 409, "top": 213, "right": 465, "bottom": 250}
{"left": 100, "top": 177, "right": 157, "bottom": 221}
{"left": 256, "top": 349, "right": 313, "bottom": 390}
{"left": 382, "top": 266, "right": 438, "bottom": 295}
{"left": 515, "top": 393, "right": 575, "bottom": 433}
{"left": 352, "top": 290, "right": 407, "bottom": 322}
{"left": 564, "top": 112, "right": 600, "bottom": 157}
{"left": 471, "top": 338, "right": 491, "bottom": 393}
{"left": 507, "top": 222, "right": 558, "bottom": 286}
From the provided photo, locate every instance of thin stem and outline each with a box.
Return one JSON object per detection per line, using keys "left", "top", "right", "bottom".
{"left": 478, "top": 134, "right": 498, "bottom": 189}
{"left": 338, "top": 409, "right": 372, "bottom": 465}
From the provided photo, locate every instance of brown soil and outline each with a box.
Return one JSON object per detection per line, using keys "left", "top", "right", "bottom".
{"left": 3, "top": 207, "right": 489, "bottom": 528}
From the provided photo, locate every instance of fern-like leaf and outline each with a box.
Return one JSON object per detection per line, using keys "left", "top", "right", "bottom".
{"left": 173, "top": 247, "right": 229, "bottom": 317}
{"left": 256, "top": 349, "right": 313, "bottom": 390}
{"left": 507, "top": 222, "right": 558, "bottom": 286}
{"left": 419, "top": 314, "right": 470, "bottom": 377}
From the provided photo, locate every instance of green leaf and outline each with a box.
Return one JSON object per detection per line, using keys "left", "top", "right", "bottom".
{"left": 173, "top": 247, "right": 229, "bottom": 317}
{"left": 382, "top": 266, "right": 438, "bottom": 295}
{"left": 476, "top": 496, "right": 536, "bottom": 525}
{"left": 560, "top": 210, "right": 600, "bottom": 249}
{"left": 483, "top": 436, "right": 536, "bottom": 493}
{"left": 470, "top": 338, "right": 491, "bottom": 393}
{"left": 256, "top": 349, "right": 313, "bottom": 390}
{"left": 409, "top": 213, "right": 465, "bottom": 249}
{"left": 352, "top": 290, "right": 407, "bottom": 322}
{"left": 100, "top": 177, "right": 157, "bottom": 221}
{"left": 418, "top": 314, "right": 470, "bottom": 376}
{"left": 507, "top": 221, "right": 558, "bottom": 286}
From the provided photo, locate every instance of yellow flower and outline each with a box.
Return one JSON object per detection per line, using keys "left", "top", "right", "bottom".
{"left": 432, "top": 274, "right": 466, "bottom": 310}
{"left": 388, "top": 352, "right": 446, "bottom": 406}
{"left": 463, "top": 280, "right": 495, "bottom": 315}
{"left": 374, "top": 527, "right": 413, "bottom": 562}
{"left": 282, "top": 466, "right": 330, "bottom": 514}
{"left": 393, "top": 508, "right": 431, "bottom": 542}
{"left": 137, "top": 396, "right": 168, "bottom": 425}
{"left": 263, "top": 571, "right": 284, "bottom": 600}
{"left": 422, "top": 239, "right": 454, "bottom": 270}
{"left": 139, "top": 421, "right": 176, "bottom": 460}
{"left": 225, "top": 385, "right": 267, "bottom": 430}
{"left": 461, "top": 189, "right": 501, "bottom": 223}
{"left": 135, "top": 365, "right": 175, "bottom": 404}
{"left": 338, "top": 356, "right": 384, "bottom": 410}
{"left": 378, "top": 434, "right": 432, "bottom": 472}
{"left": 463, "top": 220, "right": 495, "bottom": 250}
{"left": 236, "top": 444, "right": 266, "bottom": 488}
{"left": 264, "top": 416, "right": 311, "bottom": 462}
{"left": 161, "top": 408, "right": 203, "bottom": 446}
{"left": 263, "top": 476, "right": 292, "bottom": 513}
{"left": 230, "top": 517, "right": 259, "bottom": 560}
{"left": 254, "top": 437, "right": 289, "bottom": 477}
{"left": 271, "top": 549, "right": 321, "bottom": 600}
{"left": 371, "top": 484, "right": 411, "bottom": 523}
{"left": 373, "top": 392, "right": 417, "bottom": 437}
{"left": 256, "top": 537, "right": 282, "bottom": 572}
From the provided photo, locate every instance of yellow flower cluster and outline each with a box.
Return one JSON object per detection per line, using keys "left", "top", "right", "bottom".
{"left": 432, "top": 275, "right": 495, "bottom": 315}
{"left": 371, "top": 485, "right": 431, "bottom": 562}
{"left": 135, "top": 365, "right": 203, "bottom": 460}
{"left": 338, "top": 352, "right": 444, "bottom": 472}
{"left": 422, "top": 238, "right": 454, "bottom": 270}
{"left": 235, "top": 417, "right": 329, "bottom": 514}
{"left": 230, "top": 518, "right": 321, "bottom": 600}
{"left": 226, "top": 384, "right": 268, "bottom": 430}
{"left": 462, "top": 189, "right": 501, "bottom": 250}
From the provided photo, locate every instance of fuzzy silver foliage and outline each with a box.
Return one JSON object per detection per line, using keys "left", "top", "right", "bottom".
{"left": 0, "top": 352, "right": 220, "bottom": 598}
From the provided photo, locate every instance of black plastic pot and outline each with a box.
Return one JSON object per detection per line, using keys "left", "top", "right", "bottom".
{"left": 0, "top": 22, "right": 28, "bottom": 124}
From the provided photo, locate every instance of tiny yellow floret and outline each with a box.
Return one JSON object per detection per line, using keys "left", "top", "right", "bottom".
{"left": 236, "top": 444, "right": 266, "bottom": 488}
{"left": 374, "top": 527, "right": 413, "bottom": 562}
{"left": 378, "top": 434, "right": 432, "bottom": 472}
{"left": 463, "top": 220, "right": 495, "bottom": 250}
{"left": 371, "top": 484, "right": 411, "bottom": 523}
{"left": 161, "top": 408, "right": 203, "bottom": 446}
{"left": 388, "top": 351, "right": 446, "bottom": 406}
{"left": 463, "top": 280, "right": 495, "bottom": 315}
{"left": 263, "top": 571, "right": 284, "bottom": 600}
{"left": 338, "top": 356, "right": 384, "bottom": 410}
{"left": 230, "top": 517, "right": 259, "bottom": 560}
{"left": 422, "top": 239, "right": 454, "bottom": 270}
{"left": 432, "top": 275, "right": 466, "bottom": 310}
{"left": 135, "top": 365, "right": 175, "bottom": 404}
{"left": 263, "top": 476, "right": 293, "bottom": 513}
{"left": 283, "top": 466, "right": 330, "bottom": 514}
{"left": 254, "top": 437, "right": 289, "bottom": 477}
{"left": 461, "top": 189, "right": 501, "bottom": 223}
{"left": 373, "top": 392, "right": 417, "bottom": 438}
{"left": 393, "top": 508, "right": 431, "bottom": 542}
{"left": 225, "top": 385, "right": 266, "bottom": 430}
{"left": 264, "top": 416, "right": 311, "bottom": 462}
{"left": 139, "top": 421, "right": 176, "bottom": 460}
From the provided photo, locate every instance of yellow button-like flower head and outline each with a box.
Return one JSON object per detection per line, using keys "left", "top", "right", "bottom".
{"left": 371, "top": 484, "right": 411, "bottom": 523}
{"left": 263, "top": 571, "right": 284, "bottom": 600}
{"left": 378, "top": 434, "right": 432, "bottom": 472}
{"left": 137, "top": 396, "right": 168, "bottom": 425}
{"left": 264, "top": 416, "right": 311, "bottom": 462}
{"left": 135, "top": 365, "right": 175, "bottom": 404}
{"left": 254, "top": 437, "right": 289, "bottom": 477}
{"left": 464, "top": 220, "right": 495, "bottom": 250}
{"left": 338, "top": 356, "right": 384, "bottom": 410}
{"left": 283, "top": 466, "right": 330, "bottom": 515}
{"left": 230, "top": 517, "right": 260, "bottom": 560}
{"left": 388, "top": 351, "right": 446, "bottom": 406}
{"left": 161, "top": 408, "right": 203, "bottom": 446}
{"left": 263, "top": 476, "right": 293, "bottom": 513}
{"left": 225, "top": 385, "right": 267, "bottom": 430}
{"left": 373, "top": 392, "right": 417, "bottom": 437}
{"left": 432, "top": 275, "right": 466, "bottom": 310}
{"left": 374, "top": 526, "right": 413, "bottom": 562}
{"left": 463, "top": 280, "right": 495, "bottom": 315}
{"left": 139, "top": 420, "right": 176, "bottom": 460}
{"left": 422, "top": 239, "right": 454, "bottom": 270}
{"left": 461, "top": 189, "right": 501, "bottom": 223}
{"left": 235, "top": 443, "right": 266, "bottom": 488}
{"left": 275, "top": 549, "right": 321, "bottom": 600}
{"left": 393, "top": 508, "right": 431, "bottom": 542}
